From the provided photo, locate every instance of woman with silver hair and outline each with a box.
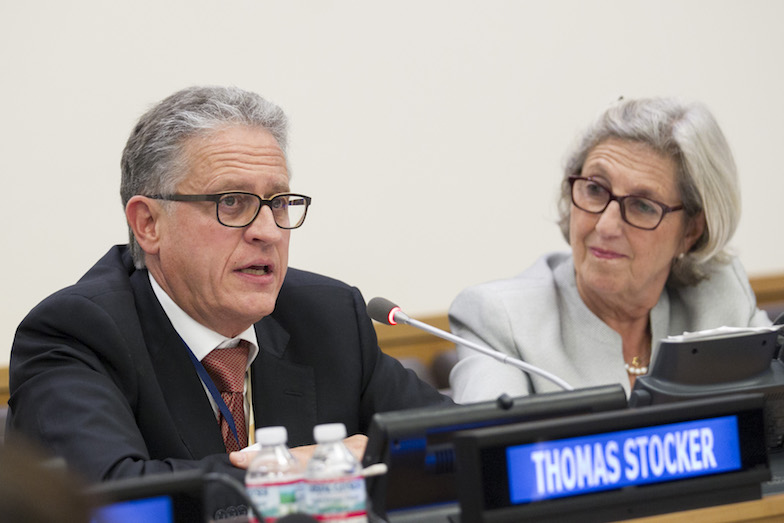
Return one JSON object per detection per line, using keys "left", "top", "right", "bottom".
{"left": 448, "top": 97, "right": 771, "bottom": 403}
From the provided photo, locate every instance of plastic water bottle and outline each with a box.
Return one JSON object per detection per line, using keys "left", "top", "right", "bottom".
{"left": 304, "top": 423, "right": 367, "bottom": 522}
{"left": 245, "top": 426, "right": 304, "bottom": 522}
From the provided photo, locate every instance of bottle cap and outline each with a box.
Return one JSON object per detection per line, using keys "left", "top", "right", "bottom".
{"left": 313, "top": 423, "right": 347, "bottom": 443}
{"left": 256, "top": 426, "right": 288, "bottom": 446}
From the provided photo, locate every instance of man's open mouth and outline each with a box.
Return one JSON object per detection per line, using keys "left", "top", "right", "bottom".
{"left": 238, "top": 265, "right": 270, "bottom": 275}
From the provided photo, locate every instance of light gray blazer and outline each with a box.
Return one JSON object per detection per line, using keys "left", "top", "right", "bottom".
{"left": 448, "top": 252, "right": 772, "bottom": 403}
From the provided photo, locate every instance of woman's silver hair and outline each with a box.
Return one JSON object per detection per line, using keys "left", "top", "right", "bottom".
{"left": 120, "top": 85, "right": 289, "bottom": 269}
{"left": 557, "top": 97, "right": 740, "bottom": 287}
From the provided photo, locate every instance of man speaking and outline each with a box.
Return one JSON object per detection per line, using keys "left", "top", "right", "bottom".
{"left": 7, "top": 86, "right": 450, "bottom": 506}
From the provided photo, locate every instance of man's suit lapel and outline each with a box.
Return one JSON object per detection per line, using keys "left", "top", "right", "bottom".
{"left": 130, "top": 270, "right": 227, "bottom": 458}
{"left": 251, "top": 316, "right": 318, "bottom": 447}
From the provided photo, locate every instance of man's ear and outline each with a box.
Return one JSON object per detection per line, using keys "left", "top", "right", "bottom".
{"left": 125, "top": 196, "right": 163, "bottom": 256}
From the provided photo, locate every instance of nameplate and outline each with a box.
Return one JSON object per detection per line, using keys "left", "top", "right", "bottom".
{"left": 453, "top": 393, "right": 769, "bottom": 522}
{"left": 507, "top": 415, "right": 741, "bottom": 503}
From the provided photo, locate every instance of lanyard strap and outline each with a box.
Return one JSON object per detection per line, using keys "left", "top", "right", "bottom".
{"left": 185, "top": 345, "right": 241, "bottom": 449}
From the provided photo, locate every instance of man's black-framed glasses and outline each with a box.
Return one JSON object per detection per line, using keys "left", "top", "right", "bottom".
{"left": 147, "top": 192, "right": 312, "bottom": 229}
{"left": 568, "top": 175, "right": 683, "bottom": 230}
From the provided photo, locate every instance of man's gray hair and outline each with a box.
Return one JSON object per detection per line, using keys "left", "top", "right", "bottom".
{"left": 557, "top": 97, "right": 740, "bottom": 287}
{"left": 120, "top": 86, "right": 289, "bottom": 268}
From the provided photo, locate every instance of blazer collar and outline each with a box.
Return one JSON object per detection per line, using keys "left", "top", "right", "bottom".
{"left": 253, "top": 315, "right": 289, "bottom": 358}
{"left": 130, "top": 269, "right": 228, "bottom": 458}
{"left": 251, "top": 314, "right": 318, "bottom": 447}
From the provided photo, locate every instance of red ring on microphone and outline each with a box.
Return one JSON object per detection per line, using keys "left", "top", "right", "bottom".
{"left": 388, "top": 307, "right": 401, "bottom": 325}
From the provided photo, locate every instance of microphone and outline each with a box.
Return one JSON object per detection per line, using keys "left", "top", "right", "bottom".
{"left": 367, "top": 297, "right": 573, "bottom": 391}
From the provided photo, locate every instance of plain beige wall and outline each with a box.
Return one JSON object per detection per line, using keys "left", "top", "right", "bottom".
{"left": 2, "top": 1, "right": 784, "bottom": 366}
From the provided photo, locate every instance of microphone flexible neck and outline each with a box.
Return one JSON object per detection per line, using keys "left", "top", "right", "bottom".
{"left": 395, "top": 310, "right": 574, "bottom": 391}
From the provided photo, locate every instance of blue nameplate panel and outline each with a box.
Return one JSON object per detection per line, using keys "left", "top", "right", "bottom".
{"left": 506, "top": 415, "right": 742, "bottom": 504}
{"left": 92, "top": 495, "right": 174, "bottom": 523}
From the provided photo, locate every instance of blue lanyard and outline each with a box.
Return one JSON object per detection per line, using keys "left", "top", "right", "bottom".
{"left": 185, "top": 345, "right": 241, "bottom": 449}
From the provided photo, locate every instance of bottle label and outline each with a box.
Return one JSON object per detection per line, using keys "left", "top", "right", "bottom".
{"left": 247, "top": 478, "right": 303, "bottom": 522}
{"left": 305, "top": 475, "right": 367, "bottom": 522}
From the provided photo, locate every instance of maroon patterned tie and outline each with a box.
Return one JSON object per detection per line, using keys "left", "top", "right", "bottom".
{"left": 201, "top": 340, "right": 250, "bottom": 453}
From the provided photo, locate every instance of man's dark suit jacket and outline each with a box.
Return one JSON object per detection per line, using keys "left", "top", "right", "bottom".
{"left": 7, "top": 245, "right": 450, "bottom": 485}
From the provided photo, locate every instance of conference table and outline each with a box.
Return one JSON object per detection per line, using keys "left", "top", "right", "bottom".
{"left": 205, "top": 494, "right": 784, "bottom": 522}
{"left": 630, "top": 492, "right": 784, "bottom": 522}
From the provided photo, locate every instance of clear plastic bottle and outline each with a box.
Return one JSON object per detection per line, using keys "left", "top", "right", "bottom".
{"left": 245, "top": 426, "right": 304, "bottom": 522}
{"left": 304, "top": 423, "right": 367, "bottom": 522}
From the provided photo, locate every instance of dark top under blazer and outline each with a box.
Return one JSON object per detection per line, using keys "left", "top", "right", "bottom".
{"left": 8, "top": 245, "right": 450, "bottom": 484}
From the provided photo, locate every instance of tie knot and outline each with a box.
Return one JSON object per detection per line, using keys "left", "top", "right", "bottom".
{"left": 201, "top": 340, "right": 250, "bottom": 393}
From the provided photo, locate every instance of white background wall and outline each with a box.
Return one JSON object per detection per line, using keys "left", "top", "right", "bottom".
{"left": 2, "top": 1, "right": 783, "bottom": 366}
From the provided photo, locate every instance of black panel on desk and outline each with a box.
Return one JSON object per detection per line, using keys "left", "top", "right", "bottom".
{"left": 362, "top": 384, "right": 627, "bottom": 521}
{"left": 454, "top": 393, "right": 769, "bottom": 522}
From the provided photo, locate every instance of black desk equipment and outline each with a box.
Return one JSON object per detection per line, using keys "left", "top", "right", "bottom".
{"left": 629, "top": 326, "right": 784, "bottom": 494}
{"left": 453, "top": 393, "right": 769, "bottom": 522}
{"left": 362, "top": 384, "right": 627, "bottom": 521}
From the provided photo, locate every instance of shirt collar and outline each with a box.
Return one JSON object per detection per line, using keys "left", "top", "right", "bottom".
{"left": 148, "top": 272, "right": 259, "bottom": 367}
